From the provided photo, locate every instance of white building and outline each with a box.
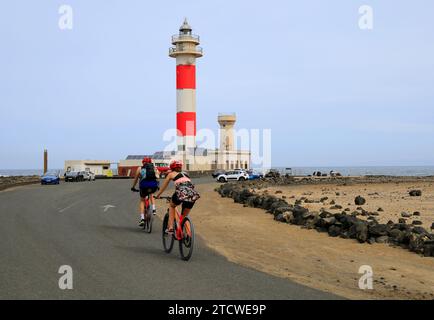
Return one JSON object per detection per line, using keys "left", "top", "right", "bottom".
{"left": 64, "top": 160, "right": 112, "bottom": 176}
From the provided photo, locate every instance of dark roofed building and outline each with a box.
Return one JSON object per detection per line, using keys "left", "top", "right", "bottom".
{"left": 126, "top": 155, "right": 153, "bottom": 160}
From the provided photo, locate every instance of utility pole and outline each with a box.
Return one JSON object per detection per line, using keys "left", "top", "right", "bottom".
{"left": 44, "top": 149, "right": 48, "bottom": 174}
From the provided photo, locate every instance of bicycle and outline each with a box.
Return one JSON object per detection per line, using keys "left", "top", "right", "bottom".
{"left": 131, "top": 188, "right": 153, "bottom": 233}
{"left": 159, "top": 196, "right": 195, "bottom": 261}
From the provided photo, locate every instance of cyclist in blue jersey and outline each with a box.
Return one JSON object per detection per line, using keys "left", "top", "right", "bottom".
{"left": 131, "top": 157, "right": 159, "bottom": 227}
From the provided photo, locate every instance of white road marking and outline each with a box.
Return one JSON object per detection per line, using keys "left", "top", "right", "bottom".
{"left": 102, "top": 205, "right": 116, "bottom": 212}
{"left": 58, "top": 200, "right": 81, "bottom": 213}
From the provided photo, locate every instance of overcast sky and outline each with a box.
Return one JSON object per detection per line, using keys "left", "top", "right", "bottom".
{"left": 1, "top": 0, "right": 433, "bottom": 169}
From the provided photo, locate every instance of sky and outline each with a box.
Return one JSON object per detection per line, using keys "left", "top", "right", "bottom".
{"left": 0, "top": 0, "right": 433, "bottom": 169}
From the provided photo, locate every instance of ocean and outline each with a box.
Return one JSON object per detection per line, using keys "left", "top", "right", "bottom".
{"left": 1, "top": 166, "right": 434, "bottom": 177}
{"left": 0, "top": 169, "right": 64, "bottom": 177}
{"left": 0, "top": 169, "right": 120, "bottom": 177}
{"left": 271, "top": 166, "right": 434, "bottom": 177}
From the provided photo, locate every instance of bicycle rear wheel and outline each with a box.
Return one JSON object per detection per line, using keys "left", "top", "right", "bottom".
{"left": 179, "top": 216, "right": 194, "bottom": 261}
{"left": 144, "top": 207, "right": 153, "bottom": 233}
{"left": 162, "top": 212, "right": 174, "bottom": 253}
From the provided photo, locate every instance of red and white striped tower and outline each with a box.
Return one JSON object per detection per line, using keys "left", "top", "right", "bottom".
{"left": 169, "top": 18, "right": 203, "bottom": 154}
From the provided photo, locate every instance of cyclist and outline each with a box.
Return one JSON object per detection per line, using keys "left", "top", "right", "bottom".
{"left": 131, "top": 157, "right": 160, "bottom": 227}
{"left": 155, "top": 160, "right": 200, "bottom": 234}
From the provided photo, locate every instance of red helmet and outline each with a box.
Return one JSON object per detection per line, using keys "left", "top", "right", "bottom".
{"left": 142, "top": 157, "right": 152, "bottom": 164}
{"left": 169, "top": 160, "right": 183, "bottom": 170}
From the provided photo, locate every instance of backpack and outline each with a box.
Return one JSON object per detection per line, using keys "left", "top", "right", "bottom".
{"left": 139, "top": 164, "right": 157, "bottom": 188}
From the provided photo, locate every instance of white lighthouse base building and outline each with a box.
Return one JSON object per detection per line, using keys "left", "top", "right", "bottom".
{"left": 165, "top": 113, "right": 251, "bottom": 172}
{"left": 179, "top": 149, "right": 251, "bottom": 172}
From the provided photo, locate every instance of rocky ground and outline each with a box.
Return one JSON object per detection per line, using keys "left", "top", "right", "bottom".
{"left": 216, "top": 177, "right": 434, "bottom": 258}
{"left": 262, "top": 174, "right": 434, "bottom": 186}
{"left": 193, "top": 180, "right": 434, "bottom": 299}
{"left": 0, "top": 176, "right": 41, "bottom": 191}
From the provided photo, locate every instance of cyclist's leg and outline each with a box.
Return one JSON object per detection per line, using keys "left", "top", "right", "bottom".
{"left": 149, "top": 193, "right": 154, "bottom": 208}
{"left": 181, "top": 201, "right": 195, "bottom": 217}
{"left": 138, "top": 188, "right": 148, "bottom": 226}
{"left": 139, "top": 198, "right": 146, "bottom": 214}
{"left": 149, "top": 188, "right": 157, "bottom": 215}
{"left": 181, "top": 207, "right": 191, "bottom": 217}
{"left": 181, "top": 201, "right": 195, "bottom": 236}
{"left": 168, "top": 201, "right": 177, "bottom": 231}
{"left": 167, "top": 193, "right": 181, "bottom": 232}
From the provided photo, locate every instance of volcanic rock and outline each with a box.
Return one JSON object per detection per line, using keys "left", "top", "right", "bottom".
{"left": 355, "top": 196, "right": 366, "bottom": 206}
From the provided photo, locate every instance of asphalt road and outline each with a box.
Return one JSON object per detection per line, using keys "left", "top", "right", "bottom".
{"left": 0, "top": 179, "right": 341, "bottom": 299}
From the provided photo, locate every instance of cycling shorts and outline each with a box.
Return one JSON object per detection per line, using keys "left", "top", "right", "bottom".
{"left": 140, "top": 186, "right": 158, "bottom": 198}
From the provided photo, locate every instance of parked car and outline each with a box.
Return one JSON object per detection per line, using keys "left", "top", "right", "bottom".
{"left": 216, "top": 170, "right": 249, "bottom": 183}
{"left": 87, "top": 171, "right": 96, "bottom": 181}
{"left": 212, "top": 169, "right": 226, "bottom": 178}
{"left": 41, "top": 172, "right": 60, "bottom": 185}
{"left": 247, "top": 170, "right": 263, "bottom": 180}
{"left": 154, "top": 163, "right": 170, "bottom": 179}
{"left": 82, "top": 171, "right": 96, "bottom": 181}
{"left": 64, "top": 171, "right": 82, "bottom": 182}
{"left": 80, "top": 171, "right": 92, "bottom": 181}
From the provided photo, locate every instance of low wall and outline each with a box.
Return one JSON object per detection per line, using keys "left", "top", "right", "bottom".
{"left": 99, "top": 171, "right": 214, "bottom": 180}
{"left": 0, "top": 176, "right": 41, "bottom": 191}
{"left": 186, "top": 170, "right": 214, "bottom": 178}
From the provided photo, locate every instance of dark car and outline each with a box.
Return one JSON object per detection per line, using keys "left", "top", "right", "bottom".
{"left": 64, "top": 171, "right": 83, "bottom": 182}
{"left": 41, "top": 172, "right": 60, "bottom": 185}
{"left": 212, "top": 169, "right": 226, "bottom": 178}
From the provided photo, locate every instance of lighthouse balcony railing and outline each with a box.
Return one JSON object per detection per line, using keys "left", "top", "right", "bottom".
{"left": 169, "top": 46, "right": 203, "bottom": 55}
{"left": 172, "top": 34, "right": 200, "bottom": 43}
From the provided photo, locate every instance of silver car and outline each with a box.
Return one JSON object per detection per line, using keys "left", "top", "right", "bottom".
{"left": 81, "top": 171, "right": 95, "bottom": 181}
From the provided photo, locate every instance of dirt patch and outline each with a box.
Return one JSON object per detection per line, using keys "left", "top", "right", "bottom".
{"left": 192, "top": 182, "right": 434, "bottom": 300}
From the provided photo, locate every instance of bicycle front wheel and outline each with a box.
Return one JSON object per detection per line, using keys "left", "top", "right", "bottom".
{"left": 162, "top": 212, "right": 174, "bottom": 253}
{"left": 179, "top": 216, "right": 195, "bottom": 261}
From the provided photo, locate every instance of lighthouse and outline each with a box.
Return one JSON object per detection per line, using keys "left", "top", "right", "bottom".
{"left": 169, "top": 18, "right": 203, "bottom": 153}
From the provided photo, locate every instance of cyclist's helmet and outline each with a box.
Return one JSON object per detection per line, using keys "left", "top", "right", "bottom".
{"left": 142, "top": 157, "right": 152, "bottom": 164}
{"left": 169, "top": 160, "right": 183, "bottom": 170}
